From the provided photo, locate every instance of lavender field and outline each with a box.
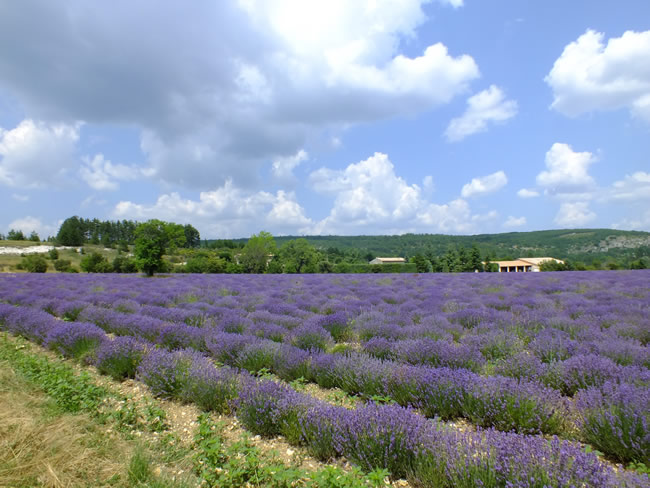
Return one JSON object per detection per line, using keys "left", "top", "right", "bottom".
{"left": 1, "top": 271, "right": 649, "bottom": 487}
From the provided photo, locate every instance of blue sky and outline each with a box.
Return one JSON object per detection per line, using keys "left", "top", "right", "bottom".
{"left": 1, "top": 0, "right": 649, "bottom": 239}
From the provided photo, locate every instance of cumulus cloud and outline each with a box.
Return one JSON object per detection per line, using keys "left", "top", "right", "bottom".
{"left": 503, "top": 215, "right": 526, "bottom": 228}
{"left": 445, "top": 85, "right": 518, "bottom": 142}
{"left": 271, "top": 149, "right": 308, "bottom": 182}
{"left": 112, "top": 180, "right": 312, "bottom": 238}
{"left": 545, "top": 29, "right": 650, "bottom": 122}
{"left": 460, "top": 170, "right": 508, "bottom": 198}
{"left": 79, "top": 153, "right": 142, "bottom": 191}
{"left": 536, "top": 143, "right": 596, "bottom": 193}
{"left": 7, "top": 216, "right": 57, "bottom": 237}
{"left": 0, "top": 119, "right": 80, "bottom": 188}
{"left": 0, "top": 1, "right": 479, "bottom": 189}
{"left": 517, "top": 188, "right": 540, "bottom": 198}
{"left": 609, "top": 171, "right": 650, "bottom": 201}
{"left": 554, "top": 202, "right": 596, "bottom": 227}
{"left": 307, "top": 152, "right": 491, "bottom": 235}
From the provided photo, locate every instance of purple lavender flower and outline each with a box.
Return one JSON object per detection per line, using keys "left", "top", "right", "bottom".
{"left": 94, "top": 336, "right": 149, "bottom": 380}
{"left": 45, "top": 321, "right": 107, "bottom": 361}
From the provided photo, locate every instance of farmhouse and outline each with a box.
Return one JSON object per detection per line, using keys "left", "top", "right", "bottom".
{"left": 493, "top": 257, "right": 564, "bottom": 273}
{"left": 369, "top": 257, "right": 406, "bottom": 265}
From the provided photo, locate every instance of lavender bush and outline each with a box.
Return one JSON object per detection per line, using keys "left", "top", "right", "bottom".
{"left": 576, "top": 382, "right": 650, "bottom": 464}
{"left": 94, "top": 336, "right": 149, "bottom": 380}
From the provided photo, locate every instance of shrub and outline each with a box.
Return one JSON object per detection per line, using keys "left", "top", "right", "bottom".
{"left": 94, "top": 336, "right": 149, "bottom": 380}
{"left": 463, "top": 376, "right": 566, "bottom": 435}
{"left": 136, "top": 348, "right": 200, "bottom": 399}
{"left": 298, "top": 403, "right": 346, "bottom": 460}
{"left": 335, "top": 403, "right": 432, "bottom": 478}
{"left": 235, "top": 380, "right": 313, "bottom": 438}
{"left": 53, "top": 259, "right": 73, "bottom": 272}
{"left": 80, "top": 252, "right": 113, "bottom": 273}
{"left": 112, "top": 255, "right": 138, "bottom": 273}
{"left": 386, "top": 365, "right": 471, "bottom": 420}
{"left": 48, "top": 248, "right": 59, "bottom": 260}
{"left": 181, "top": 356, "right": 243, "bottom": 413}
{"left": 576, "top": 382, "right": 649, "bottom": 464}
{"left": 290, "top": 323, "right": 333, "bottom": 352}
{"left": 21, "top": 254, "right": 48, "bottom": 273}
{"left": 45, "top": 321, "right": 107, "bottom": 361}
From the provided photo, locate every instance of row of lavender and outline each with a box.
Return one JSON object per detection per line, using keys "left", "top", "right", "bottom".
{"left": 2, "top": 272, "right": 648, "bottom": 363}
{"left": 4, "top": 290, "right": 648, "bottom": 441}
{"left": 0, "top": 273, "right": 648, "bottom": 457}
{"left": 0, "top": 303, "right": 647, "bottom": 487}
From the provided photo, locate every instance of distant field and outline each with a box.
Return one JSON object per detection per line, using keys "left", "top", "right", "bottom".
{"left": 0, "top": 243, "right": 126, "bottom": 273}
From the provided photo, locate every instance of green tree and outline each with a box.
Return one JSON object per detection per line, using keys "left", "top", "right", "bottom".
{"left": 7, "top": 229, "right": 26, "bottom": 240}
{"left": 134, "top": 220, "right": 186, "bottom": 276}
{"left": 469, "top": 244, "right": 482, "bottom": 272}
{"left": 183, "top": 224, "right": 201, "bottom": 248}
{"left": 240, "top": 231, "right": 276, "bottom": 273}
{"left": 80, "top": 252, "right": 112, "bottom": 273}
{"left": 278, "top": 238, "right": 319, "bottom": 273}
{"left": 21, "top": 255, "right": 48, "bottom": 272}
{"left": 412, "top": 254, "right": 429, "bottom": 273}
{"left": 28, "top": 231, "right": 40, "bottom": 242}
{"left": 56, "top": 217, "right": 85, "bottom": 246}
{"left": 112, "top": 255, "right": 138, "bottom": 273}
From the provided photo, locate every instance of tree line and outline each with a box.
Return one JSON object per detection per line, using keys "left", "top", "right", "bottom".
{"left": 6, "top": 217, "right": 649, "bottom": 274}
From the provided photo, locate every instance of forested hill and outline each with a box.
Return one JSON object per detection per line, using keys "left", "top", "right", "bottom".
{"left": 231, "top": 229, "right": 650, "bottom": 262}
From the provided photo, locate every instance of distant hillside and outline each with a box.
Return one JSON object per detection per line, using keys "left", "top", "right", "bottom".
{"left": 228, "top": 229, "right": 650, "bottom": 263}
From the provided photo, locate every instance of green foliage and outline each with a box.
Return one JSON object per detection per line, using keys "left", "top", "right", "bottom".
{"left": 192, "top": 414, "right": 390, "bottom": 488}
{"left": 539, "top": 260, "right": 575, "bottom": 271}
{"left": 56, "top": 216, "right": 86, "bottom": 245}
{"left": 112, "top": 255, "right": 138, "bottom": 273}
{"left": 28, "top": 230, "right": 40, "bottom": 242}
{"left": 57, "top": 216, "right": 138, "bottom": 247}
{"left": 184, "top": 252, "right": 226, "bottom": 273}
{"left": 183, "top": 224, "right": 201, "bottom": 248}
{"left": 240, "top": 231, "right": 276, "bottom": 273}
{"left": 278, "top": 238, "right": 320, "bottom": 273}
{"left": 48, "top": 248, "right": 59, "bottom": 260}
{"left": 7, "top": 229, "right": 26, "bottom": 240}
{"left": 53, "top": 259, "right": 74, "bottom": 272}
{"left": 20, "top": 254, "right": 48, "bottom": 272}
{"left": 80, "top": 251, "right": 113, "bottom": 273}
{"left": 0, "top": 338, "right": 107, "bottom": 414}
{"left": 411, "top": 254, "right": 430, "bottom": 273}
{"left": 134, "top": 219, "right": 186, "bottom": 276}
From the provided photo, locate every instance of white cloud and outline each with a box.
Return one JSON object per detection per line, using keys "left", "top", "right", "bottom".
{"left": 612, "top": 209, "right": 650, "bottom": 231}
{"left": 271, "top": 149, "right": 308, "bottom": 182}
{"left": 445, "top": 85, "right": 518, "bottom": 142}
{"left": 545, "top": 29, "right": 650, "bottom": 122}
{"left": 460, "top": 170, "right": 508, "bottom": 198}
{"left": 517, "top": 188, "right": 540, "bottom": 198}
{"left": 0, "top": 2, "right": 479, "bottom": 190}
{"left": 307, "top": 152, "right": 490, "bottom": 234}
{"left": 609, "top": 171, "right": 650, "bottom": 201}
{"left": 112, "top": 180, "right": 312, "bottom": 238}
{"left": 79, "top": 153, "right": 142, "bottom": 191}
{"left": 7, "top": 216, "right": 57, "bottom": 237}
{"left": 504, "top": 215, "right": 526, "bottom": 228}
{"left": 11, "top": 194, "right": 29, "bottom": 202}
{"left": 554, "top": 202, "right": 596, "bottom": 227}
{"left": 536, "top": 143, "right": 596, "bottom": 192}
{"left": 422, "top": 175, "right": 434, "bottom": 191}
{"left": 0, "top": 119, "right": 80, "bottom": 188}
